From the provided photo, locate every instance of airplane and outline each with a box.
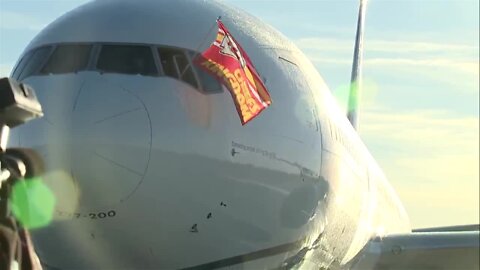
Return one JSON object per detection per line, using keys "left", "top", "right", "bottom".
{"left": 6, "top": 0, "right": 479, "bottom": 269}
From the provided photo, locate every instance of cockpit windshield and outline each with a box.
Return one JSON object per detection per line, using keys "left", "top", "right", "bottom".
{"left": 12, "top": 43, "right": 222, "bottom": 94}
{"left": 15, "top": 46, "right": 52, "bottom": 81}
{"left": 41, "top": 44, "right": 92, "bottom": 75}
{"left": 97, "top": 45, "right": 157, "bottom": 76}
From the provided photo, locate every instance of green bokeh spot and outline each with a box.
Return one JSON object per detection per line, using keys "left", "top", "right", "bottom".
{"left": 9, "top": 178, "right": 56, "bottom": 229}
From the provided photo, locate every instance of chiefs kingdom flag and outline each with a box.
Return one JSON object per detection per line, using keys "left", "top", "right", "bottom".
{"left": 195, "top": 19, "right": 272, "bottom": 125}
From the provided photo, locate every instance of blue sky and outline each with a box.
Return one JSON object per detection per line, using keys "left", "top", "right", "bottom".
{"left": 0, "top": 0, "right": 478, "bottom": 228}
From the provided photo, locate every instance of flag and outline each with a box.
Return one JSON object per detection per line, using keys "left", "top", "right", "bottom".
{"left": 195, "top": 19, "right": 272, "bottom": 125}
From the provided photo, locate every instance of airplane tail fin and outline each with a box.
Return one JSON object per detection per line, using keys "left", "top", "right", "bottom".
{"left": 347, "top": 0, "right": 368, "bottom": 130}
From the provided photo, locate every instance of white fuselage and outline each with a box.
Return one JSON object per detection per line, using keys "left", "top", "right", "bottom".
{"left": 9, "top": 1, "right": 410, "bottom": 269}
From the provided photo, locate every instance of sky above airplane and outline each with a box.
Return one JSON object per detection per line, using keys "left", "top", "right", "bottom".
{"left": 0, "top": 0, "right": 478, "bottom": 228}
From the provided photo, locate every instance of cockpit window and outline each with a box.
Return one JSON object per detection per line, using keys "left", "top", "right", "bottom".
{"left": 97, "top": 45, "right": 157, "bottom": 76}
{"left": 157, "top": 48, "right": 178, "bottom": 78}
{"left": 17, "top": 46, "right": 52, "bottom": 81}
{"left": 41, "top": 44, "right": 92, "bottom": 75}
{"left": 158, "top": 48, "right": 199, "bottom": 89}
{"left": 186, "top": 51, "right": 223, "bottom": 94}
{"left": 11, "top": 43, "right": 223, "bottom": 95}
{"left": 12, "top": 51, "right": 34, "bottom": 80}
{"left": 195, "top": 67, "right": 223, "bottom": 93}
{"left": 174, "top": 54, "right": 199, "bottom": 89}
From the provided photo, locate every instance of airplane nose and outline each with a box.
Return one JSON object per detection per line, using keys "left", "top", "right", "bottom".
{"left": 16, "top": 75, "right": 152, "bottom": 212}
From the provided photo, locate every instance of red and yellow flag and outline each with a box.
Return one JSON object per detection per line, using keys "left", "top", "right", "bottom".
{"left": 195, "top": 19, "right": 272, "bottom": 125}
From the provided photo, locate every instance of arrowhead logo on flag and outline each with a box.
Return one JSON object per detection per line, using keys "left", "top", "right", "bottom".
{"left": 194, "top": 19, "right": 272, "bottom": 125}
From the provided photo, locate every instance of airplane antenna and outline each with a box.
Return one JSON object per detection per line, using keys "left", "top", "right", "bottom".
{"left": 347, "top": 0, "right": 368, "bottom": 130}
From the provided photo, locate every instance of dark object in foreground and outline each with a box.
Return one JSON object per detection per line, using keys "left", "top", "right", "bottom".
{"left": 0, "top": 77, "right": 44, "bottom": 269}
{"left": 0, "top": 77, "right": 43, "bottom": 130}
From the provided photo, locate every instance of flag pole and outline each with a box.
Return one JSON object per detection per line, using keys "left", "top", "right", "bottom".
{"left": 179, "top": 16, "right": 220, "bottom": 79}
{"left": 195, "top": 16, "right": 221, "bottom": 54}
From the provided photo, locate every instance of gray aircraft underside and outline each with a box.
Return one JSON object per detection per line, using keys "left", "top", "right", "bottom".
{"left": 8, "top": 0, "right": 479, "bottom": 269}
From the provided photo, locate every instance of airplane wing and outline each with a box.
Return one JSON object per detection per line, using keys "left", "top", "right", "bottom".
{"left": 349, "top": 225, "right": 480, "bottom": 270}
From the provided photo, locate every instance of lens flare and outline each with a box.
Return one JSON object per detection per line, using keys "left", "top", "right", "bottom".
{"left": 9, "top": 178, "right": 56, "bottom": 229}
{"left": 333, "top": 78, "right": 379, "bottom": 114}
{"left": 333, "top": 83, "right": 351, "bottom": 113}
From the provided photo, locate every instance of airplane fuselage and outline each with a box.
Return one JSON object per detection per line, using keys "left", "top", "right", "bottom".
{"left": 9, "top": 1, "right": 410, "bottom": 269}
